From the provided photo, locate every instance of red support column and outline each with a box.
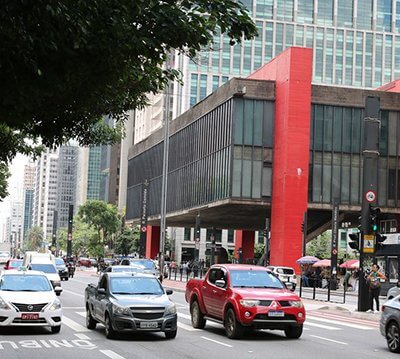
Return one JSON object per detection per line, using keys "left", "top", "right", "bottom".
{"left": 234, "top": 230, "right": 255, "bottom": 262}
{"left": 145, "top": 226, "right": 160, "bottom": 259}
{"left": 248, "top": 47, "right": 312, "bottom": 269}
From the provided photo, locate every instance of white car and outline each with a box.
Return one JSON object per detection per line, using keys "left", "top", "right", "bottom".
{"left": 28, "top": 263, "right": 61, "bottom": 289}
{"left": 267, "top": 266, "right": 297, "bottom": 289}
{"left": 0, "top": 269, "right": 62, "bottom": 333}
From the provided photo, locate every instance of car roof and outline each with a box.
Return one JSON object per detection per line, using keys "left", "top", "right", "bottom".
{"left": 1, "top": 269, "right": 48, "bottom": 276}
{"left": 111, "top": 265, "right": 145, "bottom": 270}
{"left": 213, "top": 264, "right": 271, "bottom": 271}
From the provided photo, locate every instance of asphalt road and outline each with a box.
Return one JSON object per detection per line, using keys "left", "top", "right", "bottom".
{"left": 0, "top": 269, "right": 395, "bottom": 359}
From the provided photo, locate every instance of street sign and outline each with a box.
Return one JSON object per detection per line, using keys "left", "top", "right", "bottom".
{"left": 365, "top": 190, "right": 376, "bottom": 203}
{"left": 363, "top": 234, "right": 374, "bottom": 253}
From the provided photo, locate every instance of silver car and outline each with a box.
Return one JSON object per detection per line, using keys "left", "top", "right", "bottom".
{"left": 387, "top": 284, "right": 400, "bottom": 300}
{"left": 380, "top": 295, "right": 400, "bottom": 353}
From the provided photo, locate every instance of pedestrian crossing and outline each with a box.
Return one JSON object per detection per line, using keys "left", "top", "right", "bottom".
{"left": 71, "top": 309, "right": 377, "bottom": 333}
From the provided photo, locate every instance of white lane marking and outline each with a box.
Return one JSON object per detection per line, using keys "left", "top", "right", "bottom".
{"left": 77, "top": 311, "right": 86, "bottom": 317}
{"left": 74, "top": 333, "right": 91, "bottom": 340}
{"left": 307, "top": 315, "right": 373, "bottom": 330}
{"left": 304, "top": 322, "right": 341, "bottom": 331}
{"left": 178, "top": 312, "right": 220, "bottom": 328}
{"left": 310, "top": 335, "right": 348, "bottom": 345}
{"left": 63, "top": 315, "right": 90, "bottom": 332}
{"left": 63, "top": 307, "right": 85, "bottom": 310}
{"left": 100, "top": 350, "right": 126, "bottom": 359}
{"left": 201, "top": 336, "right": 233, "bottom": 348}
{"left": 178, "top": 322, "right": 200, "bottom": 331}
{"left": 63, "top": 289, "right": 84, "bottom": 298}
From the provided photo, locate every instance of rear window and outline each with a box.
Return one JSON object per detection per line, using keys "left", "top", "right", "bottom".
{"left": 30, "top": 264, "right": 57, "bottom": 273}
{"left": 277, "top": 268, "right": 294, "bottom": 275}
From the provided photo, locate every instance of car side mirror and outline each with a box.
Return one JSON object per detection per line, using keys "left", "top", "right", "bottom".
{"left": 97, "top": 288, "right": 106, "bottom": 295}
{"left": 166, "top": 289, "right": 173, "bottom": 295}
{"left": 54, "top": 286, "right": 63, "bottom": 296}
{"left": 215, "top": 279, "right": 226, "bottom": 288}
{"left": 285, "top": 282, "right": 295, "bottom": 292}
{"left": 397, "top": 281, "right": 400, "bottom": 288}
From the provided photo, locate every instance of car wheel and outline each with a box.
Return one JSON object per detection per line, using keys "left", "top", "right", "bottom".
{"left": 387, "top": 321, "right": 400, "bottom": 353}
{"left": 105, "top": 314, "right": 116, "bottom": 339}
{"left": 86, "top": 307, "right": 97, "bottom": 329}
{"left": 284, "top": 325, "right": 303, "bottom": 339}
{"left": 224, "top": 308, "right": 244, "bottom": 339}
{"left": 191, "top": 300, "right": 206, "bottom": 329}
{"left": 165, "top": 329, "right": 177, "bottom": 339}
{"left": 51, "top": 325, "right": 61, "bottom": 334}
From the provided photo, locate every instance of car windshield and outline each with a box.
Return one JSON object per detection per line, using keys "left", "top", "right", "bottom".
{"left": 10, "top": 260, "right": 22, "bottom": 268}
{"left": 55, "top": 258, "right": 65, "bottom": 266}
{"left": 0, "top": 274, "right": 52, "bottom": 292}
{"left": 230, "top": 270, "right": 285, "bottom": 289}
{"left": 110, "top": 277, "right": 164, "bottom": 295}
{"left": 112, "top": 267, "right": 143, "bottom": 273}
{"left": 30, "top": 264, "right": 57, "bottom": 273}
{"left": 132, "top": 260, "right": 155, "bottom": 270}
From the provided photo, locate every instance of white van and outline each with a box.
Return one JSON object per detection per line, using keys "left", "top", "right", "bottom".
{"left": 23, "top": 251, "right": 55, "bottom": 267}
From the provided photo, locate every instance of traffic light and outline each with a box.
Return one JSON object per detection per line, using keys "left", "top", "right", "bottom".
{"left": 369, "top": 205, "right": 381, "bottom": 233}
{"left": 301, "top": 221, "right": 305, "bottom": 233}
{"left": 195, "top": 215, "right": 201, "bottom": 241}
{"left": 348, "top": 233, "right": 360, "bottom": 251}
{"left": 375, "top": 233, "right": 387, "bottom": 247}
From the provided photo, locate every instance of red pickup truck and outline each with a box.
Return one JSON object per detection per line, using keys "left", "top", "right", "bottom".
{"left": 185, "top": 264, "right": 305, "bottom": 339}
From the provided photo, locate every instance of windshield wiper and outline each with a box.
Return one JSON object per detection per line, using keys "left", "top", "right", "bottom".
{"left": 133, "top": 292, "right": 159, "bottom": 295}
{"left": 112, "top": 292, "right": 133, "bottom": 295}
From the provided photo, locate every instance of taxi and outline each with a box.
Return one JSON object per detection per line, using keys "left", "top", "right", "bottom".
{"left": 0, "top": 268, "right": 62, "bottom": 333}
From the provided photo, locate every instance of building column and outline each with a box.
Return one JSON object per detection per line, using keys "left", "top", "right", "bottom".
{"left": 248, "top": 47, "right": 312, "bottom": 269}
{"left": 234, "top": 230, "right": 255, "bottom": 263}
{"left": 145, "top": 225, "right": 160, "bottom": 259}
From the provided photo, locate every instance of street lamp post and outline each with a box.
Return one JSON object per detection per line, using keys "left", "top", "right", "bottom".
{"left": 159, "top": 87, "right": 171, "bottom": 282}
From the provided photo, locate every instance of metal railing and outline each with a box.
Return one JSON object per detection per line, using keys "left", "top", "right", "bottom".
{"left": 299, "top": 278, "right": 346, "bottom": 304}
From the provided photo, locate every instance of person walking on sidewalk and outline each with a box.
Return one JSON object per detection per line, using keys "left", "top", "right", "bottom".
{"left": 367, "top": 264, "right": 386, "bottom": 312}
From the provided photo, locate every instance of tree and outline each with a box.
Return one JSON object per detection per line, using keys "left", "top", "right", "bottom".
{"left": 78, "top": 200, "right": 121, "bottom": 257}
{"left": 57, "top": 218, "right": 98, "bottom": 257}
{"left": 24, "top": 226, "right": 44, "bottom": 252}
{"left": 115, "top": 227, "right": 140, "bottom": 256}
{"left": 0, "top": 1, "right": 257, "bottom": 199}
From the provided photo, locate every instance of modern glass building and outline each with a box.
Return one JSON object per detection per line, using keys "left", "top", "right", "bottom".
{"left": 178, "top": 0, "right": 400, "bottom": 112}
{"left": 87, "top": 146, "right": 102, "bottom": 200}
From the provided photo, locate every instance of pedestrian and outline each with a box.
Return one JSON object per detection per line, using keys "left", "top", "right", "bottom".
{"left": 367, "top": 264, "right": 386, "bottom": 312}
{"left": 343, "top": 271, "right": 351, "bottom": 292}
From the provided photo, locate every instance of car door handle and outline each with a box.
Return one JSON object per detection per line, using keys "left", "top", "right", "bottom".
{"left": 202, "top": 286, "right": 207, "bottom": 290}
{"left": 212, "top": 290, "right": 217, "bottom": 294}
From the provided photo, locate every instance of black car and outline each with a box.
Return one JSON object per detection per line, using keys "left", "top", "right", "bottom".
{"left": 55, "top": 257, "right": 69, "bottom": 281}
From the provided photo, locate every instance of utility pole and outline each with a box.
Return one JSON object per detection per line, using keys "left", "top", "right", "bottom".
{"left": 358, "top": 96, "right": 380, "bottom": 312}
{"left": 67, "top": 204, "right": 73, "bottom": 258}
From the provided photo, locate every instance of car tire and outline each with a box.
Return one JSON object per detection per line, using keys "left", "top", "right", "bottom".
{"left": 51, "top": 325, "right": 61, "bottom": 334}
{"left": 224, "top": 308, "right": 244, "bottom": 339}
{"left": 86, "top": 307, "right": 97, "bottom": 330}
{"left": 284, "top": 325, "right": 303, "bottom": 339}
{"left": 105, "top": 314, "right": 116, "bottom": 339}
{"left": 191, "top": 300, "right": 206, "bottom": 329}
{"left": 165, "top": 329, "right": 177, "bottom": 339}
{"left": 387, "top": 321, "right": 400, "bottom": 353}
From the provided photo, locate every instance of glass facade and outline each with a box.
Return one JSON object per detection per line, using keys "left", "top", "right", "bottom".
{"left": 126, "top": 98, "right": 274, "bottom": 220}
{"left": 87, "top": 146, "right": 102, "bottom": 200}
{"left": 185, "top": 0, "right": 400, "bottom": 110}
{"left": 309, "top": 105, "right": 400, "bottom": 208}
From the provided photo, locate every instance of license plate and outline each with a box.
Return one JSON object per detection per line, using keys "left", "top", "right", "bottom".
{"left": 21, "top": 313, "right": 39, "bottom": 320}
{"left": 140, "top": 321, "right": 158, "bottom": 329}
{"left": 268, "top": 311, "right": 284, "bottom": 317}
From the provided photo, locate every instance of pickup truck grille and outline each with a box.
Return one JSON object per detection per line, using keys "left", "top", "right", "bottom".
{"left": 11, "top": 303, "right": 48, "bottom": 312}
{"left": 130, "top": 307, "right": 165, "bottom": 320}
{"left": 259, "top": 301, "right": 293, "bottom": 307}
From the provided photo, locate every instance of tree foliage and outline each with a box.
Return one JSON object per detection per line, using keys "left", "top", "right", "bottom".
{"left": 114, "top": 227, "right": 140, "bottom": 256}
{"left": 24, "top": 226, "right": 44, "bottom": 252}
{"left": 78, "top": 200, "right": 121, "bottom": 256}
{"left": 0, "top": 1, "right": 257, "bottom": 195}
{"left": 57, "top": 218, "right": 98, "bottom": 258}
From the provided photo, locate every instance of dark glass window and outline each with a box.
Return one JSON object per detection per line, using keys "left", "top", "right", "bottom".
{"left": 184, "top": 228, "right": 191, "bottom": 241}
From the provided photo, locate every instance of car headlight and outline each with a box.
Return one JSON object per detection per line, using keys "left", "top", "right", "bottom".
{"left": 165, "top": 304, "right": 176, "bottom": 315}
{"left": 112, "top": 303, "right": 131, "bottom": 316}
{"left": 0, "top": 297, "right": 11, "bottom": 310}
{"left": 289, "top": 301, "right": 304, "bottom": 308}
{"left": 240, "top": 300, "right": 260, "bottom": 307}
{"left": 49, "top": 299, "right": 62, "bottom": 311}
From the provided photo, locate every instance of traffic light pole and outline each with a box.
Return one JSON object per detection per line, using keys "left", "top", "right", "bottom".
{"left": 67, "top": 204, "right": 73, "bottom": 258}
{"left": 358, "top": 96, "right": 380, "bottom": 312}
